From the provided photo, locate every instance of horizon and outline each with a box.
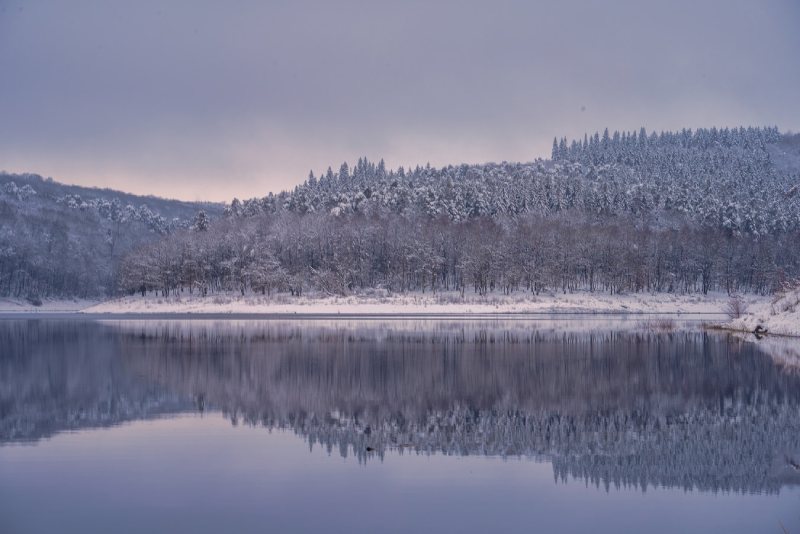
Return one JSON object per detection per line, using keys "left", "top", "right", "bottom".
{"left": 2, "top": 1, "right": 799, "bottom": 201}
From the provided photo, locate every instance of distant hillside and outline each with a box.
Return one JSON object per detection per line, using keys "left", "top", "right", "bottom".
{"left": 0, "top": 172, "right": 221, "bottom": 223}
{"left": 0, "top": 172, "right": 223, "bottom": 297}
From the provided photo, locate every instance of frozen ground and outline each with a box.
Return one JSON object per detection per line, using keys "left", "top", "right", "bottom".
{"left": 81, "top": 290, "right": 750, "bottom": 315}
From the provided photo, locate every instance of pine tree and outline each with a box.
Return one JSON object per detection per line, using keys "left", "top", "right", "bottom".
{"left": 192, "top": 210, "right": 209, "bottom": 232}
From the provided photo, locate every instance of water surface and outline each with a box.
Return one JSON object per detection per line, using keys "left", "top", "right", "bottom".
{"left": 1, "top": 318, "right": 799, "bottom": 533}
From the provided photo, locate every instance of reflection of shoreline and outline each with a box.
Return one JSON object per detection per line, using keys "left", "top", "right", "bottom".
{"left": 728, "top": 333, "right": 800, "bottom": 371}
{"left": 2, "top": 320, "right": 800, "bottom": 493}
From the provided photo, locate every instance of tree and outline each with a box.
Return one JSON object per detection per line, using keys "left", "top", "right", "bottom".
{"left": 193, "top": 210, "right": 209, "bottom": 232}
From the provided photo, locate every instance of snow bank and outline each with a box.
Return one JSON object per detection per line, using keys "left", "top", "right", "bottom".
{"left": 82, "top": 290, "right": 742, "bottom": 315}
{"left": 720, "top": 287, "right": 800, "bottom": 337}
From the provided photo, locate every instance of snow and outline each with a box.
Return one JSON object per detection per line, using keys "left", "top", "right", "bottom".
{"left": 82, "top": 290, "right": 746, "bottom": 315}
{"left": 718, "top": 287, "right": 800, "bottom": 337}
{"left": 0, "top": 298, "right": 99, "bottom": 313}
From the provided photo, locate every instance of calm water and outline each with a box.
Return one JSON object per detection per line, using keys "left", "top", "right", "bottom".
{"left": 1, "top": 318, "right": 799, "bottom": 533}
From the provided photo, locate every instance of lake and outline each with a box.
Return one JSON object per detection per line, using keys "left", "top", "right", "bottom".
{"left": 1, "top": 318, "right": 799, "bottom": 533}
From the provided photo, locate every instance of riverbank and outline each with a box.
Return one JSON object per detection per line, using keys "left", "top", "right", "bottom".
{"left": 710, "top": 287, "right": 800, "bottom": 338}
{"left": 6, "top": 292, "right": 793, "bottom": 324}
{"left": 78, "top": 290, "right": 748, "bottom": 315}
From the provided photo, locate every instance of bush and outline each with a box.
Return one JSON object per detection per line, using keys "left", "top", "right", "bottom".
{"left": 725, "top": 297, "right": 747, "bottom": 320}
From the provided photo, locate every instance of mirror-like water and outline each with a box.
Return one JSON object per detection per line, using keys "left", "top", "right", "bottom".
{"left": 1, "top": 318, "right": 799, "bottom": 533}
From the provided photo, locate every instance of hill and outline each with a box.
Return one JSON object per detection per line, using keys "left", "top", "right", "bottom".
{"left": 116, "top": 126, "right": 800, "bottom": 299}
{"left": 0, "top": 172, "right": 223, "bottom": 297}
{"left": 5, "top": 126, "right": 799, "bottom": 300}
{"left": 230, "top": 126, "right": 800, "bottom": 236}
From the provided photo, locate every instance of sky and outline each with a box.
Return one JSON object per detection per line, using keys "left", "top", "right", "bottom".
{"left": 1, "top": 0, "right": 799, "bottom": 202}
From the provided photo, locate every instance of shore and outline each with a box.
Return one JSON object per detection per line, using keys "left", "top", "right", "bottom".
{"left": 3, "top": 292, "right": 796, "bottom": 338}
{"left": 71, "top": 291, "right": 745, "bottom": 315}
{"left": 709, "top": 288, "right": 800, "bottom": 338}
{"left": 0, "top": 298, "right": 99, "bottom": 313}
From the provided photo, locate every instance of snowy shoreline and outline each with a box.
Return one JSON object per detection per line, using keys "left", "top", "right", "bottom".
{"left": 70, "top": 291, "right": 747, "bottom": 316}
{"left": 0, "top": 298, "right": 99, "bottom": 313}
{"left": 4, "top": 292, "right": 797, "bottom": 338}
{"left": 708, "top": 287, "right": 800, "bottom": 338}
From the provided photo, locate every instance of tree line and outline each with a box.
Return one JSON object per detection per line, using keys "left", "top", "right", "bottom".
{"left": 118, "top": 210, "right": 799, "bottom": 298}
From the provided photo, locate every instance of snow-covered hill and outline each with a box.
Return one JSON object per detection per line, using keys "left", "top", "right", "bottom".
{"left": 230, "top": 127, "right": 800, "bottom": 237}
{"left": 0, "top": 172, "right": 223, "bottom": 298}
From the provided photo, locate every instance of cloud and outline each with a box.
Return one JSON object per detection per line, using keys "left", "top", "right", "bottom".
{"left": 1, "top": 0, "right": 798, "bottom": 201}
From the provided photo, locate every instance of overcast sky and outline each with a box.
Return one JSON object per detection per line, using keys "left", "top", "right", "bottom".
{"left": 1, "top": 0, "right": 798, "bottom": 201}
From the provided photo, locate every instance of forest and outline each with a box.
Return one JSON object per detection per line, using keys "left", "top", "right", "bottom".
{"left": 0, "top": 173, "right": 222, "bottom": 298}
{"left": 2, "top": 126, "right": 799, "bottom": 299}
{"left": 117, "top": 126, "right": 800, "bottom": 298}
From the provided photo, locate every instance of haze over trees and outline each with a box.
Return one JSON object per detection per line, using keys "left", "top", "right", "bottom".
{"left": 117, "top": 126, "right": 800, "bottom": 299}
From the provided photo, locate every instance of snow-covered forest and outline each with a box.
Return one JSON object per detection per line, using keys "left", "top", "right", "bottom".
{"left": 0, "top": 172, "right": 222, "bottom": 297}
{"left": 228, "top": 126, "right": 798, "bottom": 236}
{"left": 3, "top": 126, "right": 798, "bottom": 300}
{"left": 117, "top": 126, "right": 800, "bottom": 298}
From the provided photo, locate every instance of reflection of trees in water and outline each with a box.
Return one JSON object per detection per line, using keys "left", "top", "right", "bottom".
{"left": 2, "top": 320, "right": 800, "bottom": 493}
{"left": 0, "top": 321, "right": 192, "bottom": 442}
